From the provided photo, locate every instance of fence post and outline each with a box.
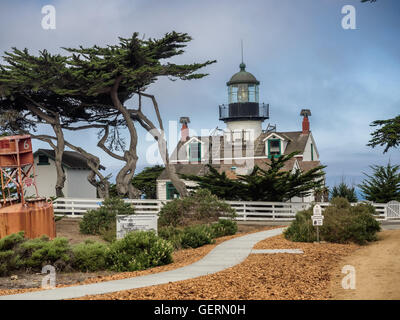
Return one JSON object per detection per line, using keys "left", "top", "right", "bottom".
{"left": 71, "top": 200, "right": 75, "bottom": 217}
{"left": 243, "top": 203, "right": 247, "bottom": 221}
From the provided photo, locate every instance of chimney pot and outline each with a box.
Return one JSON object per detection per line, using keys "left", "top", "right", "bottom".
{"left": 180, "top": 117, "right": 190, "bottom": 142}
{"left": 300, "top": 109, "right": 311, "bottom": 134}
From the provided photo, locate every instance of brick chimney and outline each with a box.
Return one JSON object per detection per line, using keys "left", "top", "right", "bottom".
{"left": 300, "top": 109, "right": 311, "bottom": 134}
{"left": 179, "top": 117, "right": 190, "bottom": 142}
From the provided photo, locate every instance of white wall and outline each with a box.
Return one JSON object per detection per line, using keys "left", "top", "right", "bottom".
{"left": 25, "top": 155, "right": 65, "bottom": 198}
{"left": 25, "top": 155, "right": 96, "bottom": 198}
{"left": 302, "top": 134, "right": 319, "bottom": 161}
{"left": 157, "top": 179, "right": 198, "bottom": 200}
{"left": 66, "top": 169, "right": 97, "bottom": 198}
{"left": 226, "top": 120, "right": 263, "bottom": 140}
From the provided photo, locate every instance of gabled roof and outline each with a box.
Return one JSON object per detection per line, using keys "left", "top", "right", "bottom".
{"left": 170, "top": 131, "right": 312, "bottom": 162}
{"left": 157, "top": 158, "right": 322, "bottom": 181}
{"left": 33, "top": 149, "right": 104, "bottom": 170}
{"left": 157, "top": 163, "right": 211, "bottom": 180}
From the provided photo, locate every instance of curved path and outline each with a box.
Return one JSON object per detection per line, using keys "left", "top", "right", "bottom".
{"left": 0, "top": 227, "right": 284, "bottom": 300}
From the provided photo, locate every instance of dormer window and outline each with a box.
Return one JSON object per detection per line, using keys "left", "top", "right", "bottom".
{"left": 189, "top": 142, "right": 201, "bottom": 162}
{"left": 268, "top": 139, "right": 281, "bottom": 158}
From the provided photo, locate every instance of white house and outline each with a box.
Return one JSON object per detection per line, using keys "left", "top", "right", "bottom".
{"left": 27, "top": 149, "right": 98, "bottom": 198}
{"left": 157, "top": 62, "right": 323, "bottom": 202}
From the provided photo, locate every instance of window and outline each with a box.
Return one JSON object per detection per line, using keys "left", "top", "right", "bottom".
{"left": 38, "top": 155, "right": 50, "bottom": 165}
{"left": 268, "top": 139, "right": 281, "bottom": 158}
{"left": 166, "top": 182, "right": 180, "bottom": 200}
{"left": 189, "top": 142, "right": 201, "bottom": 162}
{"left": 228, "top": 85, "right": 238, "bottom": 104}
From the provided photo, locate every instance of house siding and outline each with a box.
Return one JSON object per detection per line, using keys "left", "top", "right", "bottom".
{"left": 25, "top": 155, "right": 96, "bottom": 198}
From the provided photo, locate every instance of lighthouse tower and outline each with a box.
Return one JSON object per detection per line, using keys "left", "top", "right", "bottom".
{"left": 219, "top": 62, "right": 269, "bottom": 140}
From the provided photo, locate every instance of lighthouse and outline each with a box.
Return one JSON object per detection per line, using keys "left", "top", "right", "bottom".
{"left": 219, "top": 62, "right": 269, "bottom": 140}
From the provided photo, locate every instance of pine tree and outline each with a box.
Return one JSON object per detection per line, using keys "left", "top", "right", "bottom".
{"left": 183, "top": 152, "right": 326, "bottom": 201}
{"left": 359, "top": 163, "right": 400, "bottom": 203}
{"left": 330, "top": 180, "right": 358, "bottom": 203}
{"left": 131, "top": 165, "right": 165, "bottom": 199}
{"left": 368, "top": 115, "right": 400, "bottom": 153}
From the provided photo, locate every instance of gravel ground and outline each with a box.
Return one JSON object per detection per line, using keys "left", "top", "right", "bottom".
{"left": 74, "top": 234, "right": 359, "bottom": 300}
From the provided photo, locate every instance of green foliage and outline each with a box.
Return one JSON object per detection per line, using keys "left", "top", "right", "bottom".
{"left": 330, "top": 180, "right": 358, "bottom": 203}
{"left": 106, "top": 231, "right": 173, "bottom": 272}
{"left": 180, "top": 225, "right": 215, "bottom": 249}
{"left": 284, "top": 198, "right": 381, "bottom": 245}
{"left": 283, "top": 210, "right": 316, "bottom": 242}
{"left": 158, "top": 189, "right": 236, "bottom": 227}
{"left": 368, "top": 115, "right": 400, "bottom": 153}
{"left": 158, "top": 226, "right": 184, "bottom": 250}
{"left": 358, "top": 163, "right": 400, "bottom": 203}
{"left": 0, "top": 231, "right": 25, "bottom": 251}
{"left": 132, "top": 165, "right": 165, "bottom": 199}
{"left": 159, "top": 219, "right": 238, "bottom": 250}
{"left": 183, "top": 153, "right": 326, "bottom": 201}
{"left": 100, "top": 221, "right": 117, "bottom": 243}
{"left": 0, "top": 250, "right": 17, "bottom": 276}
{"left": 72, "top": 240, "right": 109, "bottom": 272}
{"left": 211, "top": 219, "right": 238, "bottom": 238}
{"left": 79, "top": 197, "right": 134, "bottom": 235}
{"left": 18, "top": 236, "right": 72, "bottom": 271}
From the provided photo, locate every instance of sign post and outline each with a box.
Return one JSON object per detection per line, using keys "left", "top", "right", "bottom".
{"left": 311, "top": 204, "right": 323, "bottom": 243}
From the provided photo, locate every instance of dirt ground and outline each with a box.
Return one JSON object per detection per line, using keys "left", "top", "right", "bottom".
{"left": 329, "top": 230, "right": 400, "bottom": 300}
{"left": 55, "top": 218, "right": 105, "bottom": 244}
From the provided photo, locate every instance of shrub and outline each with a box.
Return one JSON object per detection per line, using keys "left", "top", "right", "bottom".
{"left": 0, "top": 250, "right": 19, "bottom": 276}
{"left": 283, "top": 210, "right": 316, "bottom": 242}
{"left": 211, "top": 219, "right": 238, "bottom": 238}
{"left": 158, "top": 226, "right": 184, "bottom": 250}
{"left": 100, "top": 222, "right": 117, "bottom": 243}
{"left": 0, "top": 231, "right": 25, "bottom": 276}
{"left": 180, "top": 225, "right": 215, "bottom": 249}
{"left": 80, "top": 197, "right": 134, "bottom": 235}
{"left": 158, "top": 189, "right": 236, "bottom": 227}
{"left": 0, "top": 231, "right": 25, "bottom": 251}
{"left": 106, "top": 231, "right": 173, "bottom": 272}
{"left": 18, "top": 236, "right": 72, "bottom": 271}
{"left": 72, "top": 240, "right": 109, "bottom": 272}
{"left": 284, "top": 197, "right": 381, "bottom": 245}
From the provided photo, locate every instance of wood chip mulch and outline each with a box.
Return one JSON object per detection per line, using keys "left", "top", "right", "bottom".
{"left": 0, "top": 226, "right": 278, "bottom": 297}
{"left": 74, "top": 235, "right": 360, "bottom": 300}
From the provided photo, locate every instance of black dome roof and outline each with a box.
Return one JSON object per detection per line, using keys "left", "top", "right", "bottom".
{"left": 227, "top": 63, "right": 260, "bottom": 86}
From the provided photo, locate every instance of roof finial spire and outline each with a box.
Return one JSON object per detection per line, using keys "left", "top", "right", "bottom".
{"left": 240, "top": 39, "right": 246, "bottom": 71}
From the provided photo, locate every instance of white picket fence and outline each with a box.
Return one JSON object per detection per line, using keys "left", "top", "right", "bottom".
{"left": 226, "top": 201, "right": 388, "bottom": 221}
{"left": 53, "top": 198, "right": 391, "bottom": 221}
{"left": 53, "top": 198, "right": 163, "bottom": 217}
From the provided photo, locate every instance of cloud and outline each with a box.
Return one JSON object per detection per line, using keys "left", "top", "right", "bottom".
{"left": 0, "top": 0, "right": 399, "bottom": 185}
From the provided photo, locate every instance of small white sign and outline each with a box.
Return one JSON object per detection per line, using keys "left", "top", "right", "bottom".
{"left": 313, "top": 204, "right": 323, "bottom": 217}
{"left": 116, "top": 215, "right": 158, "bottom": 239}
{"left": 312, "top": 218, "right": 323, "bottom": 226}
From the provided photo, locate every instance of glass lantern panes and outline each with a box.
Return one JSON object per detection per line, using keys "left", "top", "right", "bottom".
{"left": 228, "top": 84, "right": 259, "bottom": 104}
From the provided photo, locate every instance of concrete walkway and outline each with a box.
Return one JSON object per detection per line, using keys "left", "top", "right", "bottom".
{"left": 0, "top": 227, "right": 284, "bottom": 300}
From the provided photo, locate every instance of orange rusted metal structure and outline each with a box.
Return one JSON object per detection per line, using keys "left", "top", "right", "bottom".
{"left": 0, "top": 135, "right": 56, "bottom": 239}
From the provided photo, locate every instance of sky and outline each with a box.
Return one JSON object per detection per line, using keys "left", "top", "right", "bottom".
{"left": 0, "top": 0, "right": 399, "bottom": 193}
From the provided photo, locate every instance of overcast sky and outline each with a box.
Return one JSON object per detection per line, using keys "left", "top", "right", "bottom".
{"left": 0, "top": 0, "right": 399, "bottom": 192}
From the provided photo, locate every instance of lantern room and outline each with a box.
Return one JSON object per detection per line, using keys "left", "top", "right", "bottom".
{"left": 227, "top": 63, "right": 260, "bottom": 104}
{"left": 219, "top": 63, "right": 269, "bottom": 123}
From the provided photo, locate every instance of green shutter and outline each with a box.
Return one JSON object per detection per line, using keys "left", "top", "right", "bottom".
{"left": 311, "top": 143, "right": 314, "bottom": 161}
